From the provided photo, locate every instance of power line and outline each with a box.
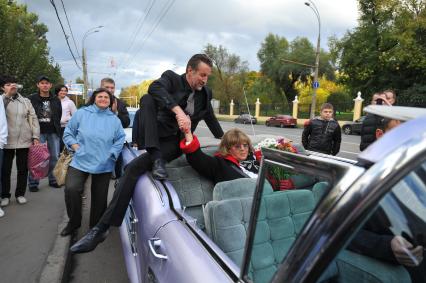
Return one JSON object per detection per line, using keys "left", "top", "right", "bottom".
{"left": 120, "top": 0, "right": 157, "bottom": 69}
{"left": 49, "top": 0, "right": 81, "bottom": 70}
{"left": 59, "top": 0, "right": 81, "bottom": 61}
{"left": 122, "top": 0, "right": 176, "bottom": 70}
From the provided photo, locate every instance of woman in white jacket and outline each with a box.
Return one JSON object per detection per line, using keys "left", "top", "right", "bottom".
{"left": 55, "top": 85, "right": 76, "bottom": 151}
{"left": 1, "top": 75, "right": 40, "bottom": 207}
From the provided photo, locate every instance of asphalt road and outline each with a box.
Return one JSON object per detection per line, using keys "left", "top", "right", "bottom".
{"left": 195, "top": 121, "right": 361, "bottom": 160}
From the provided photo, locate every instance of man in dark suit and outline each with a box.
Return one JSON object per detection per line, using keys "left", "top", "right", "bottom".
{"left": 70, "top": 54, "right": 224, "bottom": 253}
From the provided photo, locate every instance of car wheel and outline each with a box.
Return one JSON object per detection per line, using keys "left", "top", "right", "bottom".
{"left": 265, "top": 122, "right": 270, "bottom": 127}
{"left": 280, "top": 123, "right": 284, "bottom": 128}
{"left": 343, "top": 125, "right": 352, "bottom": 135}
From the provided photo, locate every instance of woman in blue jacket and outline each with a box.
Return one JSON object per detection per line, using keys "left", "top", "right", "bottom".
{"left": 61, "top": 88, "right": 125, "bottom": 236}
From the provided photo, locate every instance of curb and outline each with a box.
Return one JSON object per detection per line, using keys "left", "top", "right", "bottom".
{"left": 39, "top": 209, "right": 71, "bottom": 283}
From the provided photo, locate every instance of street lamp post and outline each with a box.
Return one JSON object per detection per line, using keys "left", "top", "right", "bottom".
{"left": 305, "top": 0, "right": 321, "bottom": 119}
{"left": 82, "top": 26, "right": 103, "bottom": 101}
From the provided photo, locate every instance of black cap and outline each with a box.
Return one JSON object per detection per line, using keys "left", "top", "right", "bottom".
{"left": 37, "top": 75, "right": 50, "bottom": 83}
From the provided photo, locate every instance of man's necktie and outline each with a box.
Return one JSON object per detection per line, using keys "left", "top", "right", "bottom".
{"left": 185, "top": 92, "right": 195, "bottom": 116}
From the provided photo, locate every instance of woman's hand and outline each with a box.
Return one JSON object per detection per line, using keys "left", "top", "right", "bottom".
{"left": 33, "top": 139, "right": 40, "bottom": 145}
{"left": 184, "top": 131, "right": 193, "bottom": 144}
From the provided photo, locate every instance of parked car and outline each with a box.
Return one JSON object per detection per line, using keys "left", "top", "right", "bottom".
{"left": 341, "top": 116, "right": 365, "bottom": 135}
{"left": 120, "top": 106, "right": 426, "bottom": 283}
{"left": 265, "top": 114, "right": 297, "bottom": 128}
{"left": 234, "top": 114, "right": 257, "bottom": 124}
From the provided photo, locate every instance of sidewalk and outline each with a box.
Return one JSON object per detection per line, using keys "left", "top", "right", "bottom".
{"left": 0, "top": 175, "right": 65, "bottom": 283}
{"left": 0, "top": 167, "right": 128, "bottom": 283}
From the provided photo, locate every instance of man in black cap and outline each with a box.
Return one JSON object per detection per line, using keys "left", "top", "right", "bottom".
{"left": 28, "top": 76, "right": 62, "bottom": 191}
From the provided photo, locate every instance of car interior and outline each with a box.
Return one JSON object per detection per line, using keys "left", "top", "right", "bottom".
{"left": 164, "top": 145, "right": 411, "bottom": 283}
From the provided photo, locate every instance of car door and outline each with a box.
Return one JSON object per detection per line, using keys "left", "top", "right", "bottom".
{"left": 235, "top": 147, "right": 363, "bottom": 283}
{"left": 352, "top": 116, "right": 365, "bottom": 134}
{"left": 239, "top": 120, "right": 426, "bottom": 283}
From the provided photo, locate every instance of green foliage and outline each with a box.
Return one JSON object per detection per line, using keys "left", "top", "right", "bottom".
{"left": 296, "top": 76, "right": 345, "bottom": 113}
{"left": 0, "top": 0, "right": 63, "bottom": 96}
{"left": 120, "top": 79, "right": 154, "bottom": 107}
{"left": 330, "top": 0, "right": 426, "bottom": 103}
{"left": 398, "top": 84, "right": 426, "bottom": 107}
{"left": 257, "top": 34, "right": 336, "bottom": 106}
{"left": 327, "top": 91, "right": 353, "bottom": 112}
{"left": 244, "top": 71, "right": 277, "bottom": 105}
{"left": 204, "top": 44, "right": 248, "bottom": 105}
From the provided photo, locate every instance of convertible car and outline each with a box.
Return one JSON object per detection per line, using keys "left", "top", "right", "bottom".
{"left": 119, "top": 106, "right": 426, "bottom": 283}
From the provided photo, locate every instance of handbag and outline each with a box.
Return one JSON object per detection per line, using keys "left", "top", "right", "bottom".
{"left": 28, "top": 143, "right": 50, "bottom": 180}
{"left": 53, "top": 148, "right": 73, "bottom": 186}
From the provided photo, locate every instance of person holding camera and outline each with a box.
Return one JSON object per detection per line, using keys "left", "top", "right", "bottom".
{"left": 359, "top": 90, "right": 396, "bottom": 151}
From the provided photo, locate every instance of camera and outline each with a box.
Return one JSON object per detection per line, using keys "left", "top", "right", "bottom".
{"left": 376, "top": 98, "right": 384, "bottom": 105}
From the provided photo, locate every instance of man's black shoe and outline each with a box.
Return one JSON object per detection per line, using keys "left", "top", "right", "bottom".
{"left": 29, "top": 186, "right": 39, "bottom": 192}
{"left": 70, "top": 227, "right": 109, "bottom": 254}
{"left": 152, "top": 159, "right": 168, "bottom": 180}
{"left": 49, "top": 182, "right": 61, "bottom": 188}
{"left": 60, "top": 224, "right": 79, "bottom": 237}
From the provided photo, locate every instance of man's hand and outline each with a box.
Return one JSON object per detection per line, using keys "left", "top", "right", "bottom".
{"left": 111, "top": 99, "right": 118, "bottom": 113}
{"left": 391, "top": 235, "right": 424, "bottom": 266}
{"left": 177, "top": 113, "right": 191, "bottom": 133}
{"left": 71, "top": 144, "right": 80, "bottom": 151}
{"left": 171, "top": 106, "right": 191, "bottom": 133}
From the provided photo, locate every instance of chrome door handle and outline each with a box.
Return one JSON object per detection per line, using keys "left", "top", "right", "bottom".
{"left": 148, "top": 238, "right": 168, "bottom": 260}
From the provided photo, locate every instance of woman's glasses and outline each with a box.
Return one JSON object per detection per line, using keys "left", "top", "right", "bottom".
{"left": 232, "top": 143, "right": 249, "bottom": 150}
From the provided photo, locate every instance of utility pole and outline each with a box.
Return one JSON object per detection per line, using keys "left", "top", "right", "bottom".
{"left": 81, "top": 26, "right": 103, "bottom": 102}
{"left": 305, "top": 0, "right": 321, "bottom": 119}
{"left": 82, "top": 47, "right": 88, "bottom": 102}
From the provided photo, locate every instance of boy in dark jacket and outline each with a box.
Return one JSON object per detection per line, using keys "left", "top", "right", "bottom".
{"left": 302, "top": 103, "right": 341, "bottom": 155}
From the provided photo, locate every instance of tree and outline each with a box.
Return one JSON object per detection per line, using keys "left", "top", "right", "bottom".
{"left": 330, "top": 0, "right": 426, "bottom": 105}
{"left": 296, "top": 76, "right": 346, "bottom": 113}
{"left": 119, "top": 79, "right": 154, "bottom": 107}
{"left": 257, "top": 34, "right": 335, "bottom": 108}
{"left": 204, "top": 44, "right": 249, "bottom": 105}
{"left": 75, "top": 77, "right": 84, "bottom": 84}
{"left": 398, "top": 84, "right": 426, "bottom": 107}
{"left": 0, "top": 0, "right": 63, "bottom": 96}
{"left": 327, "top": 91, "right": 353, "bottom": 113}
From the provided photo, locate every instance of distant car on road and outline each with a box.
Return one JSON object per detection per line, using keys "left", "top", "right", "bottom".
{"left": 342, "top": 116, "right": 365, "bottom": 135}
{"left": 234, "top": 114, "right": 257, "bottom": 124}
{"left": 265, "top": 114, "right": 297, "bottom": 128}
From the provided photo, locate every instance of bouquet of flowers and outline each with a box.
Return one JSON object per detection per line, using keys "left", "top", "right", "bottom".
{"left": 254, "top": 137, "right": 298, "bottom": 190}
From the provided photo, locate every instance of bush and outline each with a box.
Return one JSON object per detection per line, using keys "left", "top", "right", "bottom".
{"left": 398, "top": 85, "right": 426, "bottom": 107}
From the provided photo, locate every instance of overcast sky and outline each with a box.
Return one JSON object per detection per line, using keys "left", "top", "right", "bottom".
{"left": 18, "top": 0, "right": 360, "bottom": 91}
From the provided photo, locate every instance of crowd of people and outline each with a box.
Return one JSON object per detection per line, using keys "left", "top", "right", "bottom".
{"left": 0, "top": 75, "right": 128, "bottom": 222}
{"left": 1, "top": 53, "right": 423, "bottom": 282}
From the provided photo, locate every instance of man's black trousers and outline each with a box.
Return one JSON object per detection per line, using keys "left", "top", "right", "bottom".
{"left": 100, "top": 136, "right": 182, "bottom": 226}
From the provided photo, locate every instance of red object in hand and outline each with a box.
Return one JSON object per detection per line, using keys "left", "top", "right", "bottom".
{"left": 254, "top": 150, "right": 262, "bottom": 161}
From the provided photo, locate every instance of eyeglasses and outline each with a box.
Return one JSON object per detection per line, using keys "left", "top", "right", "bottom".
{"left": 232, "top": 144, "right": 249, "bottom": 150}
